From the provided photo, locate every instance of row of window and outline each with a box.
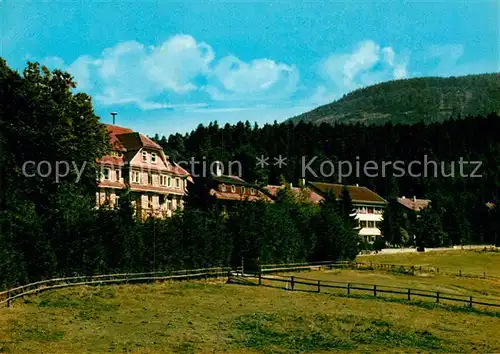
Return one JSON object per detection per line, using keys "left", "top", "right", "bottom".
{"left": 142, "top": 150, "right": 157, "bottom": 163}
{"left": 359, "top": 220, "right": 381, "bottom": 228}
{"left": 131, "top": 171, "right": 183, "bottom": 188}
{"left": 102, "top": 168, "right": 183, "bottom": 188}
{"left": 356, "top": 207, "right": 384, "bottom": 214}
{"left": 220, "top": 183, "right": 256, "bottom": 195}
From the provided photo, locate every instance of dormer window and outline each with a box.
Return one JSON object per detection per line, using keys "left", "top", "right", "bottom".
{"left": 151, "top": 152, "right": 157, "bottom": 164}
{"left": 220, "top": 183, "right": 226, "bottom": 192}
{"left": 241, "top": 186, "right": 245, "bottom": 194}
{"left": 231, "top": 185, "right": 236, "bottom": 193}
{"left": 250, "top": 188, "right": 255, "bottom": 195}
{"left": 142, "top": 151, "right": 147, "bottom": 162}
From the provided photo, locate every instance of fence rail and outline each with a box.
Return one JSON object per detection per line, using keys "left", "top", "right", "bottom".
{"left": 236, "top": 273, "right": 500, "bottom": 311}
{"left": 2, "top": 259, "right": 499, "bottom": 308}
{"left": 0, "top": 267, "right": 233, "bottom": 308}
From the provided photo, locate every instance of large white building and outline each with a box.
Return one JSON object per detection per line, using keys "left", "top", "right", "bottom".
{"left": 96, "top": 124, "right": 191, "bottom": 219}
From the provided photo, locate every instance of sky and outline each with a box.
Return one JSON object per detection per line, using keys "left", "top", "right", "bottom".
{"left": 1, "top": 0, "right": 499, "bottom": 137}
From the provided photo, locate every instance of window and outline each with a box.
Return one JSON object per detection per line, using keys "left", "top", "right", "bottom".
{"left": 367, "top": 207, "right": 374, "bottom": 214}
{"left": 220, "top": 183, "right": 226, "bottom": 192}
{"left": 151, "top": 152, "right": 157, "bottom": 163}
{"left": 103, "top": 168, "right": 110, "bottom": 180}
{"left": 167, "top": 176, "right": 171, "bottom": 187}
{"left": 131, "top": 171, "right": 140, "bottom": 183}
{"left": 148, "top": 173, "right": 153, "bottom": 185}
{"left": 159, "top": 195, "right": 165, "bottom": 204}
{"left": 176, "top": 178, "right": 181, "bottom": 188}
{"left": 148, "top": 195, "right": 153, "bottom": 209}
{"left": 231, "top": 185, "right": 236, "bottom": 193}
{"left": 360, "top": 220, "right": 368, "bottom": 228}
{"left": 115, "top": 170, "right": 120, "bottom": 181}
{"left": 250, "top": 188, "right": 255, "bottom": 195}
{"left": 368, "top": 221, "right": 375, "bottom": 228}
{"left": 142, "top": 151, "right": 147, "bottom": 162}
{"left": 161, "top": 175, "right": 167, "bottom": 186}
{"left": 241, "top": 186, "right": 245, "bottom": 194}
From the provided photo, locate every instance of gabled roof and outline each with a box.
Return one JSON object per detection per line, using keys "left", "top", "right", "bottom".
{"left": 265, "top": 185, "right": 323, "bottom": 204}
{"left": 105, "top": 124, "right": 134, "bottom": 151}
{"left": 99, "top": 124, "right": 190, "bottom": 178}
{"left": 308, "top": 182, "right": 387, "bottom": 205}
{"left": 212, "top": 175, "right": 248, "bottom": 185}
{"left": 397, "top": 197, "right": 431, "bottom": 211}
{"left": 104, "top": 124, "right": 162, "bottom": 151}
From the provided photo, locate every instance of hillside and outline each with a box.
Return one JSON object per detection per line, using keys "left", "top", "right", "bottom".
{"left": 289, "top": 73, "right": 500, "bottom": 125}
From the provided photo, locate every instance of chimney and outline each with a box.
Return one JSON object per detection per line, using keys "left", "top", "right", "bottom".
{"left": 289, "top": 182, "right": 293, "bottom": 189}
{"left": 213, "top": 161, "right": 223, "bottom": 177}
{"left": 402, "top": 196, "right": 406, "bottom": 199}
{"left": 413, "top": 196, "right": 417, "bottom": 202}
{"left": 355, "top": 183, "right": 359, "bottom": 187}
{"left": 299, "top": 178, "right": 306, "bottom": 187}
{"left": 110, "top": 112, "right": 117, "bottom": 125}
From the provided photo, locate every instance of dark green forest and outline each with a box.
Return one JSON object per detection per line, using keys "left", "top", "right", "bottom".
{"left": 289, "top": 73, "right": 500, "bottom": 125}
{"left": 1, "top": 60, "right": 500, "bottom": 290}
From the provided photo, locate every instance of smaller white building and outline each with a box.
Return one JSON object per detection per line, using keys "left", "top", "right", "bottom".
{"left": 307, "top": 182, "right": 388, "bottom": 243}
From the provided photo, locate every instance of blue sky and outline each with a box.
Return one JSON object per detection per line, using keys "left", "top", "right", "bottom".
{"left": 1, "top": 1, "right": 498, "bottom": 136}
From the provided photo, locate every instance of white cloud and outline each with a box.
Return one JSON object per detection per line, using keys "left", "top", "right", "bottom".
{"left": 310, "top": 40, "right": 409, "bottom": 106}
{"left": 41, "top": 34, "right": 298, "bottom": 110}
{"left": 205, "top": 56, "right": 299, "bottom": 101}
{"left": 321, "top": 40, "right": 408, "bottom": 92}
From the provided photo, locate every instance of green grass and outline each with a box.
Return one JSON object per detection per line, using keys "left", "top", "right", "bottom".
{"left": 1, "top": 278, "right": 500, "bottom": 353}
{"left": 1, "top": 250, "right": 500, "bottom": 353}
{"left": 358, "top": 249, "right": 500, "bottom": 276}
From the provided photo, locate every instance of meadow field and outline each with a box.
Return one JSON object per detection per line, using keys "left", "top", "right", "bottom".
{"left": 1, "top": 250, "right": 499, "bottom": 353}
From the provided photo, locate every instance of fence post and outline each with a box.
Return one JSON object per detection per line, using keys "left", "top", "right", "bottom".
{"left": 347, "top": 283, "right": 351, "bottom": 296}
{"left": 436, "top": 291, "right": 440, "bottom": 304}
{"left": 258, "top": 272, "right": 262, "bottom": 286}
{"left": 373, "top": 285, "right": 377, "bottom": 297}
{"left": 437, "top": 268, "right": 439, "bottom": 274}
{"left": 459, "top": 270, "right": 462, "bottom": 277}
{"left": 291, "top": 276, "right": 295, "bottom": 291}
{"left": 317, "top": 280, "right": 321, "bottom": 293}
{"left": 469, "top": 296, "right": 473, "bottom": 308}
{"left": 7, "top": 290, "right": 10, "bottom": 308}
{"left": 407, "top": 288, "right": 411, "bottom": 301}
{"left": 419, "top": 266, "right": 422, "bottom": 272}
{"left": 483, "top": 272, "right": 486, "bottom": 279}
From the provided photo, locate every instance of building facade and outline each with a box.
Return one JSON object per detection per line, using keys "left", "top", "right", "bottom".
{"left": 96, "top": 124, "right": 191, "bottom": 219}
{"left": 307, "top": 182, "right": 388, "bottom": 243}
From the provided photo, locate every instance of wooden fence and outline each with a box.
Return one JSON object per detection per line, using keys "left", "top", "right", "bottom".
{"left": 338, "top": 261, "right": 500, "bottom": 280}
{"left": 0, "top": 267, "right": 232, "bottom": 308}
{"left": 235, "top": 273, "right": 500, "bottom": 311}
{"left": 2, "top": 259, "right": 499, "bottom": 309}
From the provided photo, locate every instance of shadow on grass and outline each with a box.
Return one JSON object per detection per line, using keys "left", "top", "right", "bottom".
{"left": 233, "top": 312, "right": 446, "bottom": 353}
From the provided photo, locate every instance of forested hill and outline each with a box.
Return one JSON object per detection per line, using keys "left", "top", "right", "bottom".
{"left": 289, "top": 73, "right": 500, "bottom": 125}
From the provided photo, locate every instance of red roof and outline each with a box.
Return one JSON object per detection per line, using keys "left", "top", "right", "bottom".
{"left": 309, "top": 182, "right": 387, "bottom": 205}
{"left": 209, "top": 189, "right": 273, "bottom": 202}
{"left": 98, "top": 124, "right": 190, "bottom": 178}
{"left": 265, "top": 185, "right": 323, "bottom": 204}
{"left": 105, "top": 124, "right": 134, "bottom": 151}
{"left": 397, "top": 197, "right": 431, "bottom": 211}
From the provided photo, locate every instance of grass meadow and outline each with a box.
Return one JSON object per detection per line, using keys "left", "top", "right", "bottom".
{"left": 1, "top": 249, "right": 499, "bottom": 353}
